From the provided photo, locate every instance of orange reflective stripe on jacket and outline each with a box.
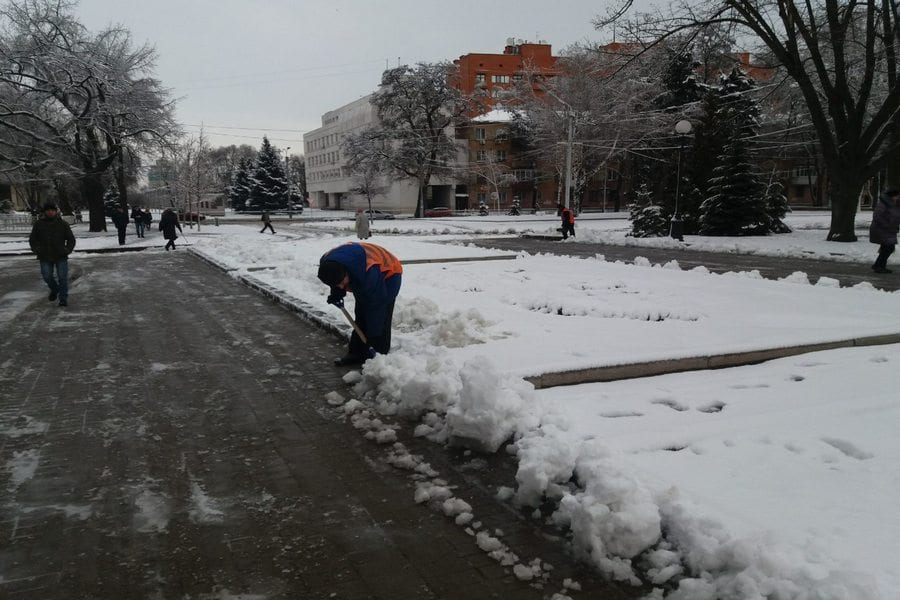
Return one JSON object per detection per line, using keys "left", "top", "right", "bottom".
{"left": 361, "top": 242, "right": 403, "bottom": 278}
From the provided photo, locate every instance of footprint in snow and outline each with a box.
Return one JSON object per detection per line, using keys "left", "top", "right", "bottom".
{"left": 730, "top": 383, "right": 770, "bottom": 389}
{"left": 600, "top": 411, "right": 644, "bottom": 418}
{"left": 697, "top": 401, "right": 725, "bottom": 413}
{"left": 821, "top": 438, "right": 873, "bottom": 460}
{"left": 788, "top": 374, "right": 805, "bottom": 382}
{"left": 651, "top": 398, "right": 688, "bottom": 412}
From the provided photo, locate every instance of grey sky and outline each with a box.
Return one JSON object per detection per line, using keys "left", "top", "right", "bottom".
{"left": 75, "top": 0, "right": 616, "bottom": 154}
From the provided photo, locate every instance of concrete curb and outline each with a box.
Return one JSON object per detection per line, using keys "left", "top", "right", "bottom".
{"left": 188, "top": 247, "right": 900, "bottom": 389}
{"left": 524, "top": 333, "right": 900, "bottom": 388}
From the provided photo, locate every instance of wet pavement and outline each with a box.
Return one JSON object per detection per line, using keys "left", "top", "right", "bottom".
{"left": 0, "top": 252, "right": 640, "bottom": 600}
{"left": 469, "top": 237, "right": 900, "bottom": 292}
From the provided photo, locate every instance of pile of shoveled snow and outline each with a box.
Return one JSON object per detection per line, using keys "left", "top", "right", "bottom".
{"left": 344, "top": 342, "right": 879, "bottom": 599}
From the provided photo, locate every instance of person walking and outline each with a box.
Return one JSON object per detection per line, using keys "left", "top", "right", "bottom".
{"left": 355, "top": 209, "right": 371, "bottom": 239}
{"left": 317, "top": 242, "right": 402, "bottom": 366}
{"left": 131, "top": 206, "right": 145, "bottom": 238}
{"left": 142, "top": 208, "right": 153, "bottom": 233}
{"left": 260, "top": 210, "right": 275, "bottom": 234}
{"left": 870, "top": 188, "right": 900, "bottom": 274}
{"left": 111, "top": 206, "right": 129, "bottom": 245}
{"left": 28, "top": 202, "right": 76, "bottom": 307}
{"left": 159, "top": 208, "right": 182, "bottom": 251}
{"left": 558, "top": 204, "right": 576, "bottom": 240}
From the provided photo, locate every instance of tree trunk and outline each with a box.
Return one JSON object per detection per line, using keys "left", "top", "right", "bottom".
{"left": 116, "top": 155, "right": 129, "bottom": 210}
{"left": 826, "top": 170, "right": 865, "bottom": 242}
{"left": 81, "top": 172, "right": 107, "bottom": 232}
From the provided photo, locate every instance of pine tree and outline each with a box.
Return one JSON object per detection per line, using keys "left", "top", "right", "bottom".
{"left": 248, "top": 137, "right": 288, "bottom": 210}
{"left": 765, "top": 180, "right": 792, "bottom": 233}
{"left": 699, "top": 138, "right": 768, "bottom": 235}
{"left": 681, "top": 90, "right": 726, "bottom": 233}
{"left": 654, "top": 49, "right": 702, "bottom": 110}
{"left": 228, "top": 157, "right": 252, "bottom": 211}
{"left": 628, "top": 183, "right": 669, "bottom": 237}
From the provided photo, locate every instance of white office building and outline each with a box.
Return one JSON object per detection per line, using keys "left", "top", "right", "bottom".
{"left": 304, "top": 95, "right": 461, "bottom": 215}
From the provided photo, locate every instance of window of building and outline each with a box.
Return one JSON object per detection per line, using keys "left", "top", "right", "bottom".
{"left": 512, "top": 73, "right": 523, "bottom": 82}
{"left": 495, "top": 128, "right": 509, "bottom": 141}
{"left": 495, "top": 150, "right": 507, "bottom": 162}
{"left": 475, "top": 73, "right": 486, "bottom": 84}
{"left": 606, "top": 169, "right": 619, "bottom": 181}
{"left": 476, "top": 150, "right": 487, "bottom": 162}
{"left": 492, "top": 75, "right": 510, "bottom": 84}
{"left": 477, "top": 192, "right": 487, "bottom": 204}
{"left": 474, "top": 127, "right": 486, "bottom": 141}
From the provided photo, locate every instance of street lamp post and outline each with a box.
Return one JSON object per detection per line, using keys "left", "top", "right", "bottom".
{"left": 285, "top": 147, "right": 292, "bottom": 219}
{"left": 670, "top": 119, "right": 693, "bottom": 241}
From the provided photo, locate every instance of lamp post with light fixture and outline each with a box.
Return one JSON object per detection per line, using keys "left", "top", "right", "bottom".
{"left": 670, "top": 119, "right": 693, "bottom": 241}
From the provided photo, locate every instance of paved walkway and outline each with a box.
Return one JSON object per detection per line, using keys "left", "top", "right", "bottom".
{"left": 0, "top": 252, "right": 640, "bottom": 600}
{"left": 471, "top": 237, "right": 900, "bottom": 291}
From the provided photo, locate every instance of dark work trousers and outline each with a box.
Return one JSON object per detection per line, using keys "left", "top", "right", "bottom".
{"left": 874, "top": 243, "right": 895, "bottom": 269}
{"left": 561, "top": 223, "right": 575, "bottom": 239}
{"left": 349, "top": 299, "right": 395, "bottom": 357}
{"left": 260, "top": 223, "right": 275, "bottom": 234}
{"left": 116, "top": 226, "right": 127, "bottom": 245}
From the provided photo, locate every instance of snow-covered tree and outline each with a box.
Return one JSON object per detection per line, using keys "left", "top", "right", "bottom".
{"left": 599, "top": 0, "right": 900, "bottom": 241}
{"left": 0, "top": 0, "right": 178, "bottom": 231}
{"left": 248, "top": 137, "right": 288, "bottom": 210}
{"left": 628, "top": 183, "right": 668, "bottom": 237}
{"left": 765, "top": 179, "right": 791, "bottom": 233}
{"left": 228, "top": 157, "right": 252, "bottom": 211}
{"left": 699, "top": 137, "right": 768, "bottom": 235}
{"left": 361, "top": 62, "right": 477, "bottom": 217}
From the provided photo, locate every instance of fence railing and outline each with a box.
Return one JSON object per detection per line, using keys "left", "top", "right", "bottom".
{"left": 0, "top": 214, "right": 34, "bottom": 232}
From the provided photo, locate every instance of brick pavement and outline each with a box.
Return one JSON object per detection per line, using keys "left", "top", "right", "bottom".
{"left": 0, "top": 252, "right": 641, "bottom": 600}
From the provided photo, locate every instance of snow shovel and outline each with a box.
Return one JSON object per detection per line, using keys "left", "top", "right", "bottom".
{"left": 337, "top": 305, "right": 377, "bottom": 359}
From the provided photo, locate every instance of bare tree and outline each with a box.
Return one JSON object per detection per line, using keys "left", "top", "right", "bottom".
{"left": 364, "top": 62, "right": 476, "bottom": 217}
{"left": 0, "top": 0, "right": 179, "bottom": 231}
{"left": 601, "top": 0, "right": 900, "bottom": 241}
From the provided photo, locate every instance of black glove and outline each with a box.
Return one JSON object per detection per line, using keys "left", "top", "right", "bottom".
{"left": 327, "top": 289, "right": 345, "bottom": 308}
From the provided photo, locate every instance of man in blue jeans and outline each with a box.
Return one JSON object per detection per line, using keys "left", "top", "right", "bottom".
{"left": 28, "top": 202, "right": 76, "bottom": 307}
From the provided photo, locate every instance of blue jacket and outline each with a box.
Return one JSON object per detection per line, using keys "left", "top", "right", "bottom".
{"left": 320, "top": 243, "right": 402, "bottom": 337}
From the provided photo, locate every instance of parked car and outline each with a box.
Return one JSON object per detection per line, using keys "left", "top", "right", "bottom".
{"left": 178, "top": 210, "right": 206, "bottom": 221}
{"left": 423, "top": 206, "right": 452, "bottom": 218}
{"left": 366, "top": 209, "right": 396, "bottom": 220}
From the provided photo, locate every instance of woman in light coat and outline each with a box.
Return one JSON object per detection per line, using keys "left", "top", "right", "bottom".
{"left": 355, "top": 209, "right": 371, "bottom": 239}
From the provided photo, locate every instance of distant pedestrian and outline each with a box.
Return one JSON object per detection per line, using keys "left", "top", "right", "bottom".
{"left": 870, "top": 188, "right": 900, "bottom": 274}
{"left": 131, "top": 206, "right": 145, "bottom": 238}
{"left": 28, "top": 201, "right": 76, "bottom": 307}
{"left": 318, "top": 242, "right": 402, "bottom": 366}
{"left": 111, "top": 206, "right": 129, "bottom": 245}
{"left": 260, "top": 210, "right": 275, "bottom": 234}
{"left": 355, "top": 209, "right": 371, "bottom": 239}
{"left": 74, "top": 208, "right": 83, "bottom": 224}
{"left": 159, "top": 208, "right": 182, "bottom": 251}
{"left": 142, "top": 208, "right": 153, "bottom": 231}
{"left": 558, "top": 204, "right": 576, "bottom": 240}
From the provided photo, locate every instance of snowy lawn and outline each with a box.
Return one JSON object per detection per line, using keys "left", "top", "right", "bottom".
{"left": 189, "top": 226, "right": 900, "bottom": 599}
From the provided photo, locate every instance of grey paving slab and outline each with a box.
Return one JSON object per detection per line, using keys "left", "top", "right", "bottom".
{"left": 0, "top": 251, "right": 642, "bottom": 600}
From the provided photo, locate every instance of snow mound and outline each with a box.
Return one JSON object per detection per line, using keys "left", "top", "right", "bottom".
{"left": 394, "top": 297, "right": 496, "bottom": 347}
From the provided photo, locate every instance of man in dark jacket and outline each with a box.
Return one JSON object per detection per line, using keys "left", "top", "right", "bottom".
{"left": 131, "top": 206, "right": 145, "bottom": 238}
{"left": 28, "top": 202, "right": 76, "bottom": 307}
{"left": 158, "top": 208, "right": 182, "bottom": 250}
{"left": 870, "top": 188, "right": 900, "bottom": 273}
{"left": 260, "top": 210, "right": 275, "bottom": 234}
{"left": 111, "top": 206, "right": 129, "bottom": 245}
{"left": 317, "top": 242, "right": 402, "bottom": 366}
{"left": 558, "top": 204, "right": 576, "bottom": 239}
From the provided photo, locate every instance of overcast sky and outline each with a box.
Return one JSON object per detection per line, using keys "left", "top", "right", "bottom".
{"left": 75, "top": 0, "right": 618, "bottom": 154}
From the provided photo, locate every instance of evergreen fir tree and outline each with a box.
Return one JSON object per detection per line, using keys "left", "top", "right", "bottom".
{"left": 765, "top": 180, "right": 792, "bottom": 233}
{"left": 228, "top": 157, "right": 252, "bottom": 211}
{"left": 654, "top": 49, "right": 702, "bottom": 110}
{"left": 699, "top": 138, "right": 768, "bottom": 235}
{"left": 248, "top": 137, "right": 288, "bottom": 210}
{"left": 681, "top": 90, "right": 726, "bottom": 233}
{"left": 628, "top": 183, "right": 669, "bottom": 237}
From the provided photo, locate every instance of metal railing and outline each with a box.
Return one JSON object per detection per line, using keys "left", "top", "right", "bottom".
{"left": 0, "top": 214, "right": 34, "bottom": 232}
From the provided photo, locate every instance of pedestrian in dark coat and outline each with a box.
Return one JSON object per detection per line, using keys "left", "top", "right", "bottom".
{"left": 28, "top": 202, "right": 76, "bottom": 306}
{"left": 317, "top": 242, "right": 402, "bottom": 366}
{"left": 558, "top": 204, "right": 576, "bottom": 240}
{"left": 111, "top": 206, "right": 129, "bottom": 245}
{"left": 870, "top": 188, "right": 900, "bottom": 273}
{"left": 260, "top": 210, "right": 275, "bottom": 234}
{"left": 131, "top": 206, "right": 145, "bottom": 238}
{"left": 159, "top": 208, "right": 182, "bottom": 251}
{"left": 142, "top": 208, "right": 153, "bottom": 230}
